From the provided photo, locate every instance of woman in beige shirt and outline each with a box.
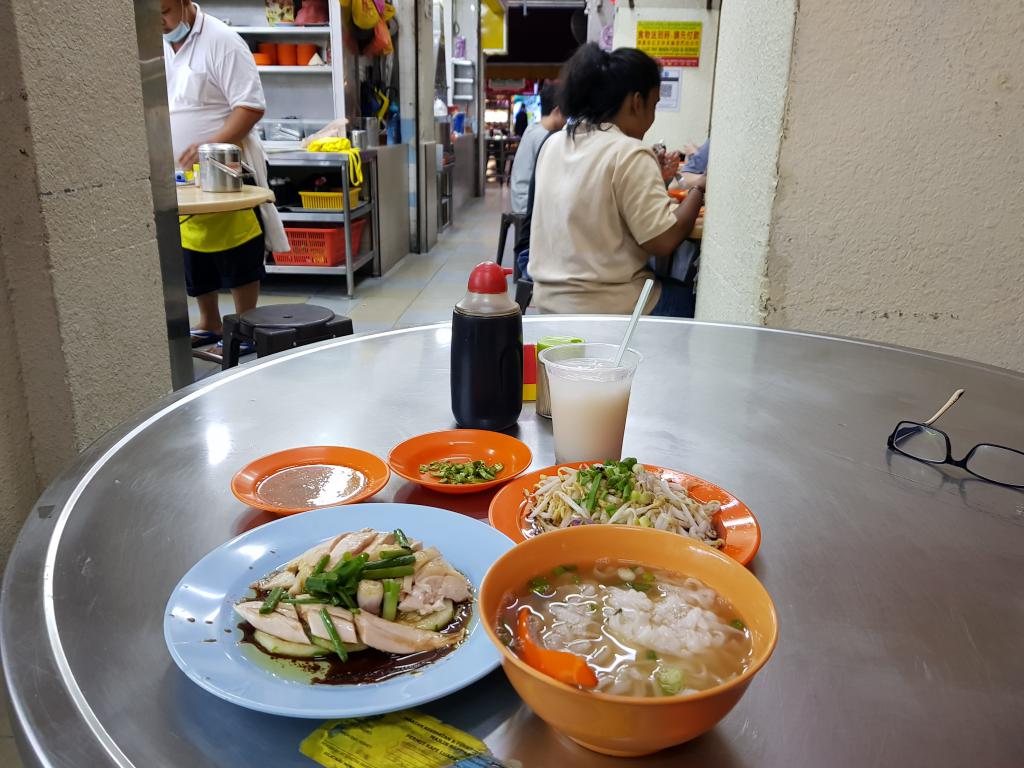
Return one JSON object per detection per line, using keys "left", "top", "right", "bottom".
{"left": 529, "top": 43, "right": 706, "bottom": 316}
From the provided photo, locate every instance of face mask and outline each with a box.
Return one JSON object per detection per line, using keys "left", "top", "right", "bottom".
{"left": 163, "top": 20, "right": 190, "bottom": 43}
{"left": 163, "top": 1, "right": 191, "bottom": 43}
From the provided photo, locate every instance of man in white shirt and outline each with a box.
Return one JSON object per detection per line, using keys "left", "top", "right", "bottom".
{"left": 508, "top": 84, "right": 565, "bottom": 215}
{"left": 161, "top": 0, "right": 288, "bottom": 350}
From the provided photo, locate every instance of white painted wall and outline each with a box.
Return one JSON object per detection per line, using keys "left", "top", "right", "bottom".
{"left": 694, "top": 0, "right": 796, "bottom": 325}
{"left": 612, "top": 0, "right": 719, "bottom": 147}
{"left": 767, "top": 1, "right": 1024, "bottom": 371}
{"left": 699, "top": 0, "right": 1024, "bottom": 372}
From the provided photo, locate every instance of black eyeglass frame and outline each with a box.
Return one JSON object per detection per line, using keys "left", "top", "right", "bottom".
{"left": 886, "top": 421, "right": 1024, "bottom": 489}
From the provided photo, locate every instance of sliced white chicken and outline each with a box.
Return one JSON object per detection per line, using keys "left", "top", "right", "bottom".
{"left": 357, "top": 580, "right": 384, "bottom": 615}
{"left": 285, "top": 533, "right": 347, "bottom": 572}
{"left": 398, "top": 589, "right": 449, "bottom": 615}
{"left": 297, "top": 604, "right": 360, "bottom": 644}
{"left": 234, "top": 601, "right": 311, "bottom": 645}
{"left": 251, "top": 569, "right": 297, "bottom": 592}
{"left": 326, "top": 528, "right": 379, "bottom": 568}
{"left": 412, "top": 547, "right": 441, "bottom": 572}
{"left": 361, "top": 532, "right": 397, "bottom": 561}
{"left": 399, "top": 565, "right": 470, "bottom": 615}
{"left": 353, "top": 610, "right": 463, "bottom": 654}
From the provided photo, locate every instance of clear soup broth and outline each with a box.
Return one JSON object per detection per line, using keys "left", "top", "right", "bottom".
{"left": 498, "top": 559, "right": 753, "bottom": 697}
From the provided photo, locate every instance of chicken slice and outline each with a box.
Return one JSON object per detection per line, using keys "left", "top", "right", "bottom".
{"left": 251, "top": 569, "right": 297, "bottom": 592}
{"left": 361, "top": 532, "right": 397, "bottom": 561}
{"left": 326, "top": 528, "right": 379, "bottom": 568}
{"left": 357, "top": 580, "right": 384, "bottom": 615}
{"left": 412, "top": 547, "right": 441, "bottom": 572}
{"left": 235, "top": 601, "right": 311, "bottom": 645}
{"left": 297, "top": 604, "right": 360, "bottom": 644}
{"left": 353, "top": 611, "right": 463, "bottom": 654}
{"left": 414, "top": 557, "right": 471, "bottom": 602}
{"left": 283, "top": 533, "right": 348, "bottom": 573}
{"left": 398, "top": 589, "right": 449, "bottom": 615}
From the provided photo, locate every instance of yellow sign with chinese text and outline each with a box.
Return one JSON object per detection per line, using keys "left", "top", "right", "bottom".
{"left": 636, "top": 21, "right": 702, "bottom": 67}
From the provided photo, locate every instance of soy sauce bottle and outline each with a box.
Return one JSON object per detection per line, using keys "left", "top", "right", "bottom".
{"left": 451, "top": 262, "right": 523, "bottom": 430}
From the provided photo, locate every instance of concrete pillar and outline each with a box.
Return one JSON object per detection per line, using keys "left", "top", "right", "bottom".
{"left": 0, "top": 0, "right": 173, "bottom": 567}
{"left": 697, "top": 0, "right": 1024, "bottom": 372}
{"left": 693, "top": 0, "right": 796, "bottom": 326}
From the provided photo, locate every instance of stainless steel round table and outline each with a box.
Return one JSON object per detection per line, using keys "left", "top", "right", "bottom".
{"left": 4, "top": 318, "right": 1024, "bottom": 767}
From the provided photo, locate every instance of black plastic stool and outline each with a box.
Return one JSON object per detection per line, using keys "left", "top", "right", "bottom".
{"left": 221, "top": 303, "right": 354, "bottom": 370}
{"left": 496, "top": 212, "right": 526, "bottom": 267}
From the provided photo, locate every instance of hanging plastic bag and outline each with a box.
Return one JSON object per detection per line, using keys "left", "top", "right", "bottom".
{"left": 382, "top": 1, "right": 396, "bottom": 22}
{"left": 363, "top": 19, "right": 393, "bottom": 56}
{"left": 352, "top": 0, "right": 381, "bottom": 29}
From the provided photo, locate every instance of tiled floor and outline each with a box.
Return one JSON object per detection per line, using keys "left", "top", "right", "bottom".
{"left": 190, "top": 184, "right": 514, "bottom": 379}
{"left": 0, "top": 185, "right": 514, "bottom": 766}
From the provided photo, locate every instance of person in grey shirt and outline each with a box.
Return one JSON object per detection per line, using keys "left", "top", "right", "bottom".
{"left": 509, "top": 83, "right": 565, "bottom": 214}
{"left": 677, "top": 138, "right": 709, "bottom": 189}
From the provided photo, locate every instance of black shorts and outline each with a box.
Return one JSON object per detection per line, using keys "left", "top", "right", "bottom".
{"left": 183, "top": 234, "right": 266, "bottom": 297}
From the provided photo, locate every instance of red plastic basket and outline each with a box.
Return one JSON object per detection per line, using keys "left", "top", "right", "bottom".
{"left": 272, "top": 221, "right": 365, "bottom": 267}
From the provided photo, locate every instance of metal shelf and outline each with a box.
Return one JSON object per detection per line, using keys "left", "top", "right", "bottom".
{"left": 453, "top": 95, "right": 475, "bottom": 101}
{"left": 267, "top": 152, "right": 364, "bottom": 168}
{"left": 257, "top": 66, "right": 331, "bottom": 74}
{"left": 231, "top": 25, "right": 331, "bottom": 36}
{"left": 276, "top": 203, "right": 372, "bottom": 222}
{"left": 453, "top": 78, "right": 475, "bottom": 83}
{"left": 265, "top": 250, "right": 375, "bottom": 275}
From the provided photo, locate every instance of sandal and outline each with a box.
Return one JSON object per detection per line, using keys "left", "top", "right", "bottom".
{"left": 190, "top": 328, "right": 222, "bottom": 348}
{"left": 214, "top": 339, "right": 256, "bottom": 357}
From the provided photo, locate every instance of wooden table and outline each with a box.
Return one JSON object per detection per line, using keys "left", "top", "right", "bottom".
{"left": 176, "top": 184, "right": 275, "bottom": 215}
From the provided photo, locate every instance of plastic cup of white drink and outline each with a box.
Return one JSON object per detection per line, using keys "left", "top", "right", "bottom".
{"left": 539, "top": 342, "right": 643, "bottom": 464}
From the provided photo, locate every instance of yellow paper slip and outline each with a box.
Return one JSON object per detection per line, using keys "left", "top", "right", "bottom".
{"left": 300, "top": 710, "right": 489, "bottom": 768}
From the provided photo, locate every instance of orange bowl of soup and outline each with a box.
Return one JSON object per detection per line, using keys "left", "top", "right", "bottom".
{"left": 479, "top": 525, "right": 778, "bottom": 756}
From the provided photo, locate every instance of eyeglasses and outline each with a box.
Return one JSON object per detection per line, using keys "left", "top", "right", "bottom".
{"left": 887, "top": 389, "right": 1024, "bottom": 488}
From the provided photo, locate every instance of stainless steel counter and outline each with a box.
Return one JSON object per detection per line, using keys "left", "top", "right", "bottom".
{"left": 4, "top": 318, "right": 1024, "bottom": 767}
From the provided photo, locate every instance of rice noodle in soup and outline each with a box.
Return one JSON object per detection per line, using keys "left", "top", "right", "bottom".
{"left": 498, "top": 559, "right": 753, "bottom": 697}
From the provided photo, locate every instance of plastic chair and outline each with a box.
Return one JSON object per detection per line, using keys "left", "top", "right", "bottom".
{"left": 221, "top": 303, "right": 354, "bottom": 370}
{"left": 514, "top": 278, "right": 533, "bottom": 313}
{"left": 496, "top": 212, "right": 526, "bottom": 267}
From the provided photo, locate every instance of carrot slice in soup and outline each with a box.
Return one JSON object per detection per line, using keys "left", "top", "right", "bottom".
{"left": 516, "top": 608, "right": 598, "bottom": 688}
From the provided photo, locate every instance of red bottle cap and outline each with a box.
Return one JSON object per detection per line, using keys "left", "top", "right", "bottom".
{"left": 468, "top": 262, "right": 514, "bottom": 294}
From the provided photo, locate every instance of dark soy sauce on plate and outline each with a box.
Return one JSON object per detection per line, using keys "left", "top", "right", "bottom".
{"left": 237, "top": 601, "right": 472, "bottom": 685}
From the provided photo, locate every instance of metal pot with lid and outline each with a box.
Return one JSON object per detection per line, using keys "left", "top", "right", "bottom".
{"left": 198, "top": 143, "right": 256, "bottom": 192}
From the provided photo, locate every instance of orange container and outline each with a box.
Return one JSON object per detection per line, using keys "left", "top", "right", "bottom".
{"left": 252, "top": 52, "right": 273, "bottom": 65}
{"left": 257, "top": 42, "right": 277, "bottom": 64}
{"left": 479, "top": 526, "right": 779, "bottom": 757}
{"left": 297, "top": 43, "right": 319, "bottom": 66}
{"left": 231, "top": 446, "right": 390, "bottom": 515}
{"left": 272, "top": 222, "right": 365, "bottom": 267}
{"left": 387, "top": 429, "right": 533, "bottom": 495}
{"left": 276, "top": 43, "right": 298, "bottom": 66}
